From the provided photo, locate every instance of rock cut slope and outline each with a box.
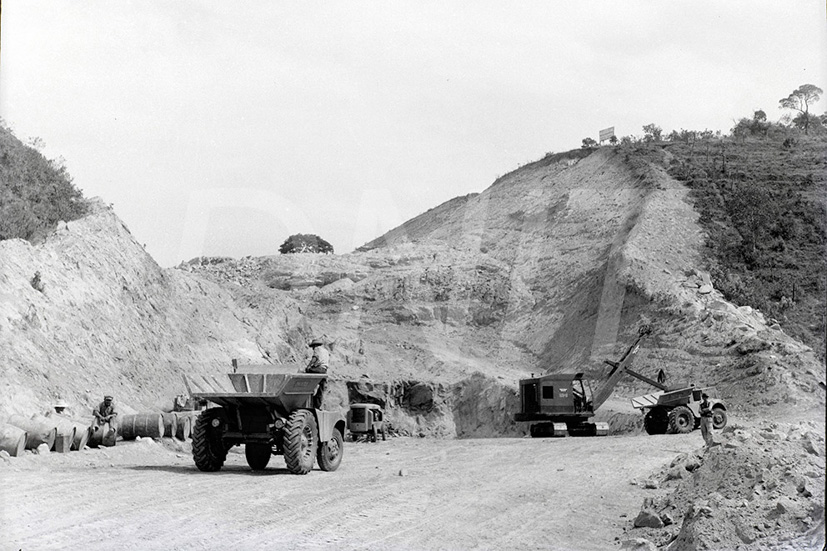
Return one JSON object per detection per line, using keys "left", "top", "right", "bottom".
{"left": 0, "top": 200, "right": 311, "bottom": 416}
{"left": 1, "top": 146, "right": 823, "bottom": 436}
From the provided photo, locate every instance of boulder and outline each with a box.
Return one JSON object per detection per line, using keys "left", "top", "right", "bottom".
{"left": 633, "top": 510, "right": 664, "bottom": 528}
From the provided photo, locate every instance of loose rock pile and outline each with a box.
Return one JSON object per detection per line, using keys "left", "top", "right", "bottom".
{"left": 624, "top": 420, "right": 825, "bottom": 550}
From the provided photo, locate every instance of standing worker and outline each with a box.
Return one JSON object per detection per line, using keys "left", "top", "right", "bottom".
{"left": 699, "top": 393, "right": 714, "bottom": 447}
{"left": 306, "top": 339, "right": 329, "bottom": 408}
{"left": 93, "top": 395, "right": 119, "bottom": 432}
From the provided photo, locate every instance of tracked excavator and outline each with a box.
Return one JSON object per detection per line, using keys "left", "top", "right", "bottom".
{"left": 514, "top": 327, "right": 728, "bottom": 437}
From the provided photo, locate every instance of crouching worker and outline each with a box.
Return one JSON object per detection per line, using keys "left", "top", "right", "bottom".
{"left": 306, "top": 339, "right": 329, "bottom": 408}
{"left": 92, "top": 395, "right": 119, "bottom": 446}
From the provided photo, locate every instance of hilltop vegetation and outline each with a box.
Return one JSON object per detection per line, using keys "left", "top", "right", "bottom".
{"left": 0, "top": 123, "right": 89, "bottom": 243}
{"left": 664, "top": 130, "right": 826, "bottom": 360}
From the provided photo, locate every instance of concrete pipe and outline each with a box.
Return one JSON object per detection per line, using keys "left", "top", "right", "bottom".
{"left": 120, "top": 413, "right": 164, "bottom": 440}
{"left": 174, "top": 414, "right": 192, "bottom": 440}
{"left": 45, "top": 412, "right": 92, "bottom": 450}
{"left": 7, "top": 414, "right": 57, "bottom": 450}
{"left": 0, "top": 424, "right": 27, "bottom": 457}
{"left": 161, "top": 413, "right": 178, "bottom": 438}
{"left": 87, "top": 422, "right": 117, "bottom": 448}
{"left": 31, "top": 414, "right": 76, "bottom": 453}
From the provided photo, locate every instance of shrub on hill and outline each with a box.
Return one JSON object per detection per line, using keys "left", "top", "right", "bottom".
{"left": 278, "top": 233, "right": 334, "bottom": 254}
{"left": 665, "top": 131, "right": 826, "bottom": 360}
{"left": 0, "top": 123, "right": 89, "bottom": 242}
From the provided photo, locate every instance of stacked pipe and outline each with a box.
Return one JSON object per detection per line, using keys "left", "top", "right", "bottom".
{"left": 161, "top": 413, "right": 178, "bottom": 439}
{"left": 88, "top": 422, "right": 117, "bottom": 448}
{"left": 30, "top": 414, "right": 75, "bottom": 453}
{"left": 0, "top": 424, "right": 27, "bottom": 456}
{"left": 172, "top": 411, "right": 196, "bottom": 440}
{"left": 120, "top": 413, "right": 164, "bottom": 440}
{"left": 45, "top": 412, "right": 92, "bottom": 451}
{"left": 6, "top": 414, "right": 56, "bottom": 451}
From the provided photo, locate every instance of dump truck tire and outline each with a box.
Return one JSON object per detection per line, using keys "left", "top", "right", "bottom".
{"left": 192, "top": 409, "right": 227, "bottom": 472}
{"left": 643, "top": 408, "right": 668, "bottom": 435}
{"left": 317, "top": 427, "right": 344, "bottom": 472}
{"left": 284, "top": 410, "right": 317, "bottom": 475}
{"left": 668, "top": 406, "right": 694, "bottom": 434}
{"left": 245, "top": 443, "right": 271, "bottom": 471}
{"left": 712, "top": 407, "right": 728, "bottom": 430}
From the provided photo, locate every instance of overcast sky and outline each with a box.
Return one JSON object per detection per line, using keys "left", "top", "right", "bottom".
{"left": 1, "top": 2, "right": 825, "bottom": 267}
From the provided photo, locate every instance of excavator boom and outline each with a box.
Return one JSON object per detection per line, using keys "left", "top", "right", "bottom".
{"left": 590, "top": 328, "right": 653, "bottom": 411}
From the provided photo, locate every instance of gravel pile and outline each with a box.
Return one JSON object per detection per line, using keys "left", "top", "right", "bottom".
{"left": 626, "top": 420, "right": 825, "bottom": 550}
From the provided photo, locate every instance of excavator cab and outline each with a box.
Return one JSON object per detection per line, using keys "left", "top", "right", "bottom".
{"left": 570, "top": 374, "right": 592, "bottom": 413}
{"left": 517, "top": 373, "right": 595, "bottom": 419}
{"left": 515, "top": 328, "right": 651, "bottom": 437}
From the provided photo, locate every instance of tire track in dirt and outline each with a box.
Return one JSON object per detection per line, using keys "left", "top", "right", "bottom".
{"left": 2, "top": 434, "right": 702, "bottom": 550}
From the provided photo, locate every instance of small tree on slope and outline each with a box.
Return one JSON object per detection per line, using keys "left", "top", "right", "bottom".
{"left": 279, "top": 234, "right": 334, "bottom": 254}
{"left": 779, "top": 84, "right": 823, "bottom": 134}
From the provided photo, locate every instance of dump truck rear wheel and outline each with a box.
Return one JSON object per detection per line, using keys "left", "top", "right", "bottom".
{"left": 317, "top": 427, "right": 344, "bottom": 472}
{"left": 284, "top": 410, "right": 318, "bottom": 474}
{"left": 712, "top": 407, "right": 728, "bottom": 430}
{"left": 668, "top": 406, "right": 695, "bottom": 434}
{"left": 644, "top": 408, "right": 668, "bottom": 435}
{"left": 245, "top": 443, "right": 271, "bottom": 471}
{"left": 192, "top": 409, "right": 227, "bottom": 472}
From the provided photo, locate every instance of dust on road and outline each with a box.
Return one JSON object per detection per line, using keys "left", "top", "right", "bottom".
{"left": 1, "top": 433, "right": 701, "bottom": 551}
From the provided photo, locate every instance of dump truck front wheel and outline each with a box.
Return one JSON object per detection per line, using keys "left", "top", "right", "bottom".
{"left": 668, "top": 406, "right": 695, "bottom": 434}
{"left": 192, "top": 408, "right": 228, "bottom": 472}
{"left": 245, "top": 443, "right": 271, "bottom": 471}
{"left": 284, "top": 410, "right": 318, "bottom": 474}
{"left": 712, "top": 407, "right": 728, "bottom": 430}
{"left": 644, "top": 407, "right": 668, "bottom": 435}
{"left": 317, "top": 427, "right": 344, "bottom": 472}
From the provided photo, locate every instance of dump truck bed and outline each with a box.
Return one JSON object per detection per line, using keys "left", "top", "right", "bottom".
{"left": 184, "top": 364, "right": 326, "bottom": 410}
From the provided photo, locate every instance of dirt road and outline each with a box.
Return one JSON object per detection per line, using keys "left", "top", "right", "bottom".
{"left": 1, "top": 433, "right": 703, "bottom": 551}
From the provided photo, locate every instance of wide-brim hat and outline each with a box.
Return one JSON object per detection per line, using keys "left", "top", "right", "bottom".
{"left": 104, "top": 395, "right": 114, "bottom": 401}
{"left": 53, "top": 402, "right": 68, "bottom": 408}
{"left": 308, "top": 339, "right": 324, "bottom": 347}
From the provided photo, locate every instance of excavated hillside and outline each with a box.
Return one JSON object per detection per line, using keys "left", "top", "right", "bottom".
{"left": 1, "top": 146, "right": 824, "bottom": 438}
{"left": 183, "top": 147, "right": 824, "bottom": 432}
{"left": 3, "top": 143, "right": 825, "bottom": 549}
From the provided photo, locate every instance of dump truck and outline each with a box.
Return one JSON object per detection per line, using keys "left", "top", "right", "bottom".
{"left": 184, "top": 363, "right": 346, "bottom": 474}
{"left": 515, "top": 327, "right": 728, "bottom": 437}
{"left": 632, "top": 385, "right": 728, "bottom": 435}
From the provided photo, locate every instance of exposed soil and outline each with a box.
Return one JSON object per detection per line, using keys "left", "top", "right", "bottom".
{"left": 4, "top": 415, "right": 822, "bottom": 551}
{"left": 1, "top": 147, "right": 825, "bottom": 549}
{"left": 1, "top": 430, "right": 705, "bottom": 551}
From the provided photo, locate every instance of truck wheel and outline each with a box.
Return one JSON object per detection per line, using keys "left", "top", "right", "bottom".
{"left": 192, "top": 408, "right": 228, "bottom": 472}
{"left": 245, "top": 443, "right": 271, "bottom": 471}
{"left": 712, "top": 407, "right": 728, "bottom": 430}
{"left": 284, "top": 410, "right": 318, "bottom": 475}
{"left": 317, "top": 427, "right": 344, "bottom": 472}
{"left": 643, "top": 408, "right": 668, "bottom": 435}
{"left": 668, "top": 406, "right": 695, "bottom": 434}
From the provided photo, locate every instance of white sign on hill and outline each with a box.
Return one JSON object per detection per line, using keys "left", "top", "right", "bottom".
{"left": 599, "top": 127, "right": 615, "bottom": 143}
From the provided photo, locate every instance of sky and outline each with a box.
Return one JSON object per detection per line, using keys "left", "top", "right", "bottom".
{"left": 1, "top": 2, "right": 825, "bottom": 267}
